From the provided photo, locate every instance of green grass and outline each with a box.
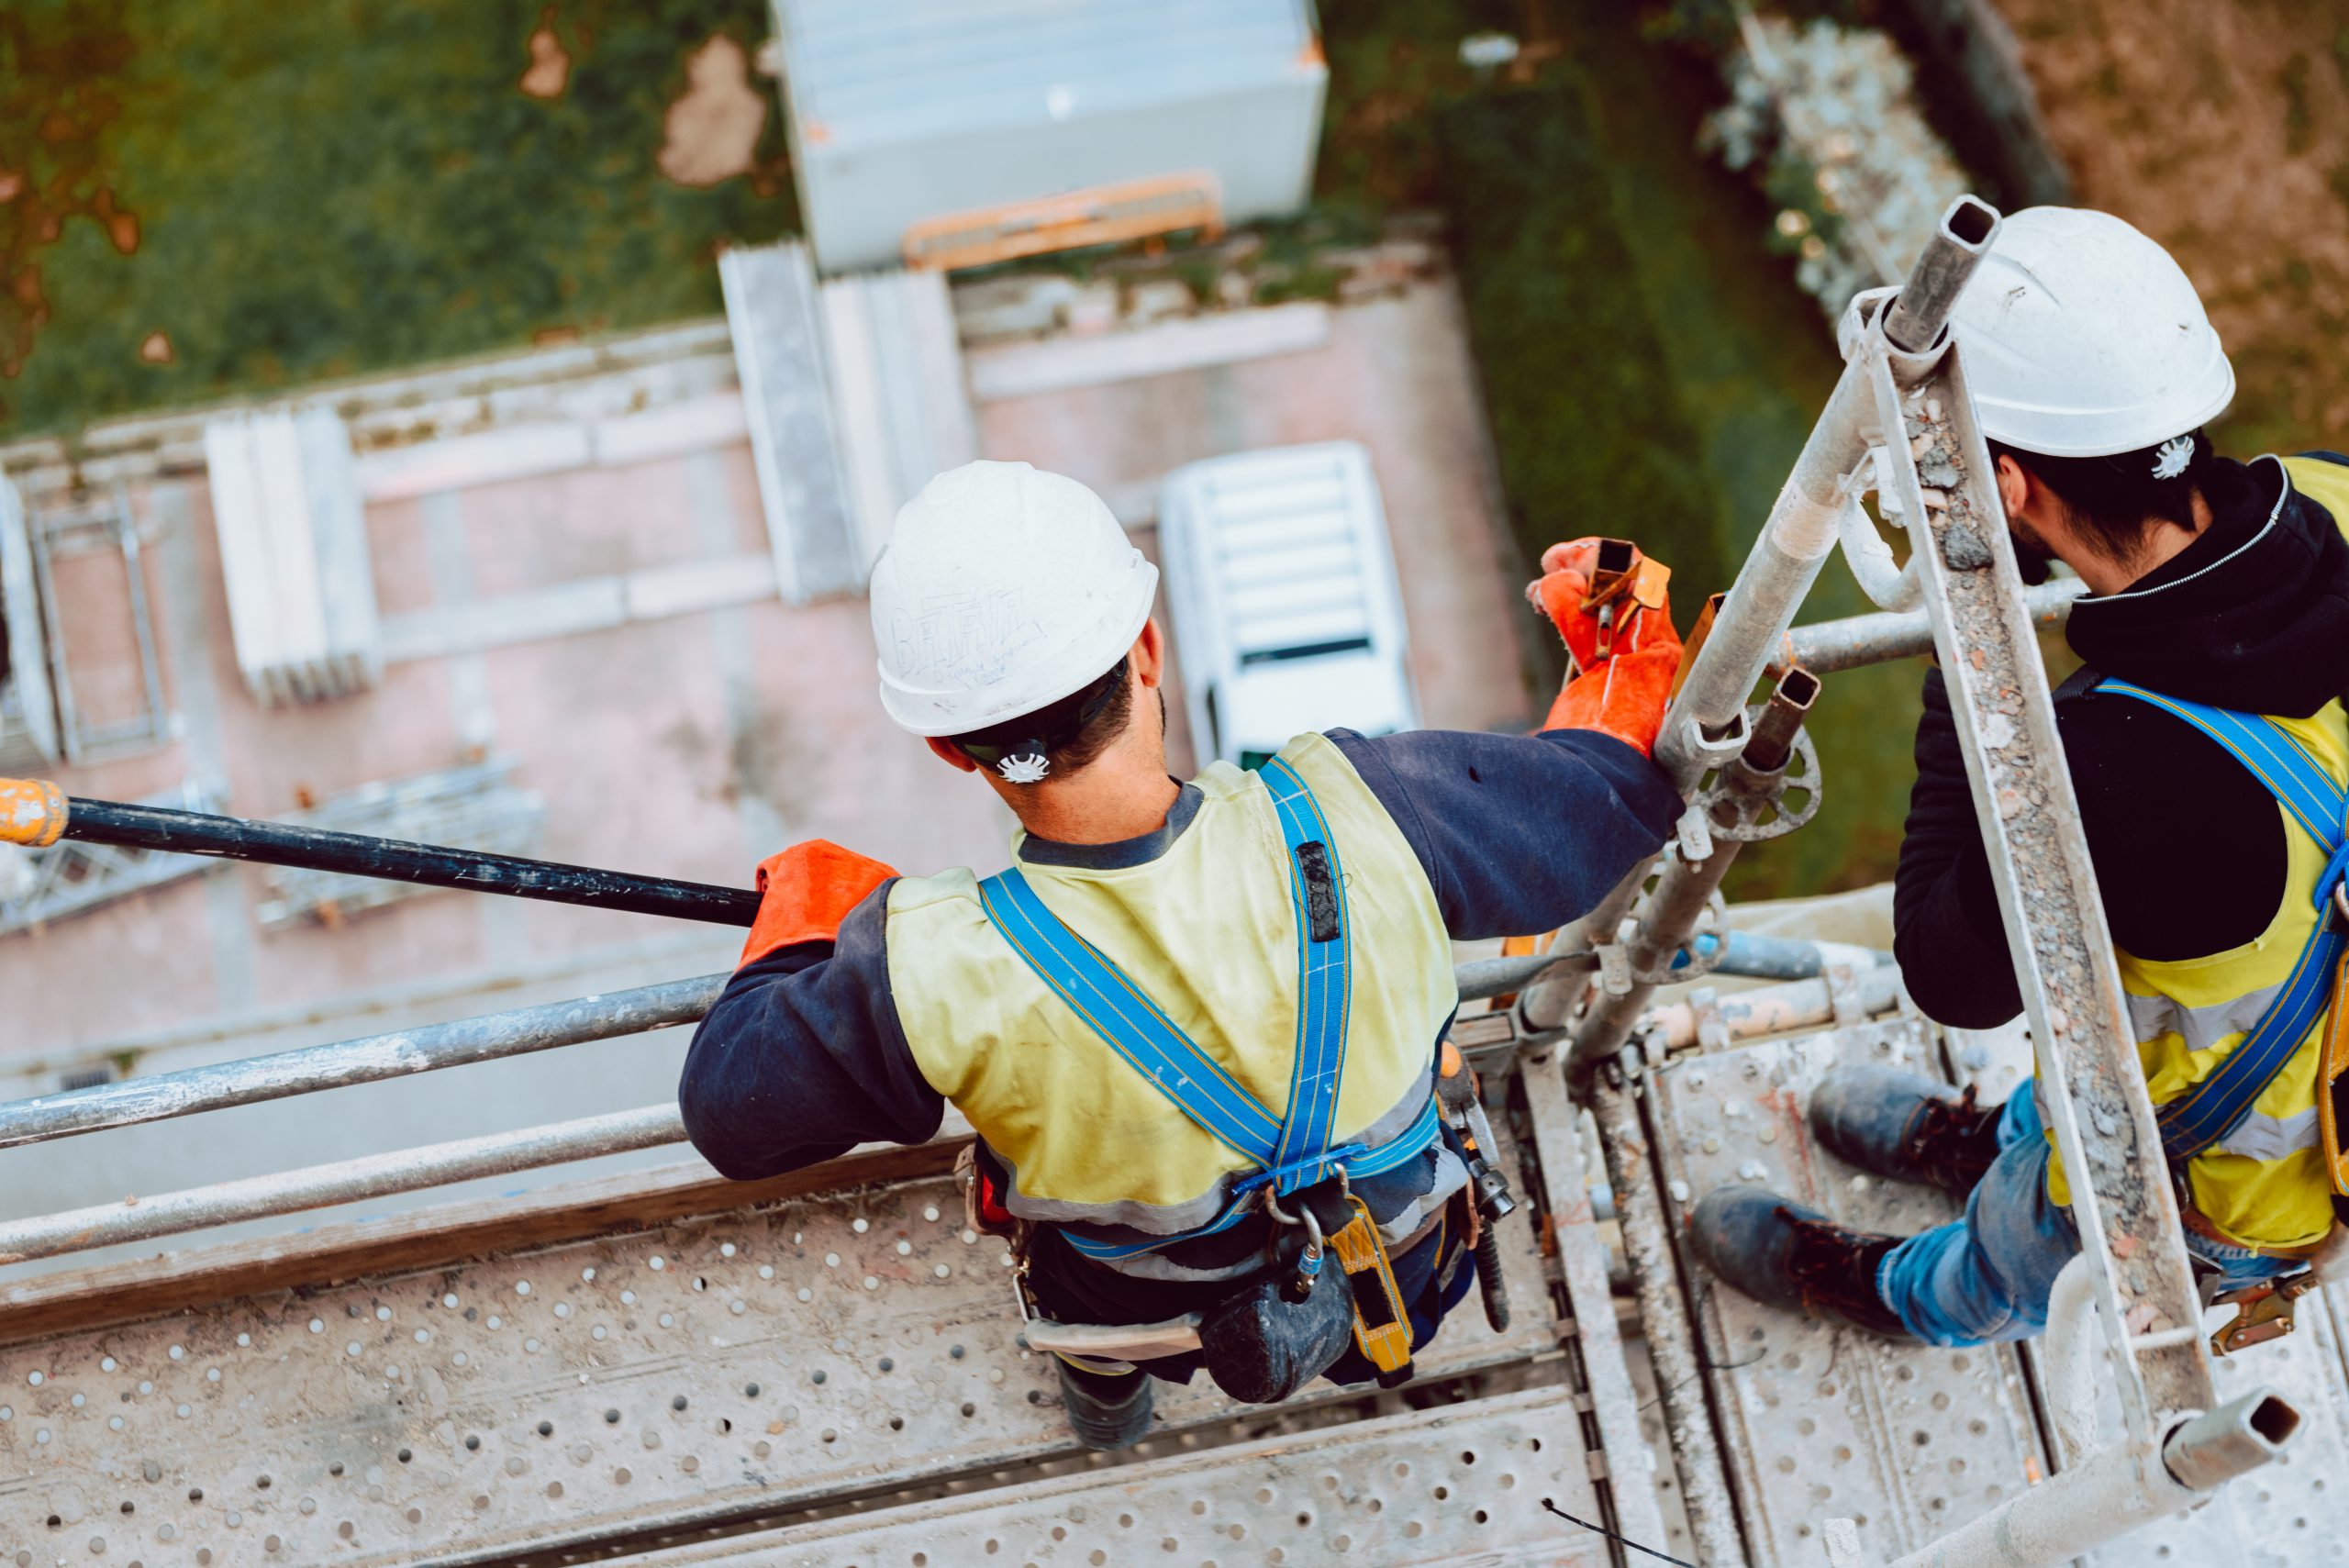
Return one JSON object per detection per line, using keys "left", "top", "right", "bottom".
{"left": 1, "top": 0, "right": 793, "bottom": 439}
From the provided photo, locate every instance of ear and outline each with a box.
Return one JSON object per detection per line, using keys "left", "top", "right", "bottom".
{"left": 1131, "top": 618, "right": 1166, "bottom": 689}
{"left": 1995, "top": 453, "right": 2032, "bottom": 521}
{"left": 926, "top": 737, "right": 981, "bottom": 773}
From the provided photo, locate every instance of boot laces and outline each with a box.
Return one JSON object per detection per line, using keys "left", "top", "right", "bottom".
{"left": 1776, "top": 1207, "right": 1898, "bottom": 1329}
{"left": 1901, "top": 1084, "right": 1998, "bottom": 1184}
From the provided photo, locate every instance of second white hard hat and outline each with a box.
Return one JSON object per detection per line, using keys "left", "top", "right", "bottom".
{"left": 868, "top": 461, "right": 1158, "bottom": 737}
{"left": 1948, "top": 206, "right": 2234, "bottom": 459}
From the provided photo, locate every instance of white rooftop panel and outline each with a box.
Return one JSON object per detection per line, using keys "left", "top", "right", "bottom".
{"left": 776, "top": 0, "right": 1315, "bottom": 150}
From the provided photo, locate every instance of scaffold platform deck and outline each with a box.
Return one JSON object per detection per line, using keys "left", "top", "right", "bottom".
{"left": 1645, "top": 1012, "right": 2349, "bottom": 1568}
{"left": 0, "top": 1080, "right": 1647, "bottom": 1568}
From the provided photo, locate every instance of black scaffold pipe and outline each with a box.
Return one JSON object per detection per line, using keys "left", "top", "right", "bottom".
{"left": 0, "top": 778, "right": 763, "bottom": 927}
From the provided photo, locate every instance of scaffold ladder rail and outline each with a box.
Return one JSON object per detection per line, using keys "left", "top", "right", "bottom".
{"left": 1875, "top": 318, "right": 2213, "bottom": 1435}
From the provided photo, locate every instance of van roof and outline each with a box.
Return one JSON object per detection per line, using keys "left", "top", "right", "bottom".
{"left": 1173, "top": 443, "right": 1383, "bottom": 664}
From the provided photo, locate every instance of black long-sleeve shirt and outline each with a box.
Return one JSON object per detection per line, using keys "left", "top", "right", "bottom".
{"left": 1895, "top": 454, "right": 2349, "bottom": 1027}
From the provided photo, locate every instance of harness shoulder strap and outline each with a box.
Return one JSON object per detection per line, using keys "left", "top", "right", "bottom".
{"left": 2094, "top": 680, "right": 2349, "bottom": 1162}
{"left": 1258, "top": 756, "right": 1354, "bottom": 1185}
{"left": 977, "top": 867, "right": 1283, "bottom": 1166}
{"left": 976, "top": 760, "right": 1432, "bottom": 1257}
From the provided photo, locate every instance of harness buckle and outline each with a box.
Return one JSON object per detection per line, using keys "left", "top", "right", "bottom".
{"left": 2209, "top": 1269, "right": 2320, "bottom": 1357}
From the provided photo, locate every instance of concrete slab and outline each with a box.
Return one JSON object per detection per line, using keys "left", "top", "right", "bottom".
{"left": 0, "top": 274, "right": 1529, "bottom": 1264}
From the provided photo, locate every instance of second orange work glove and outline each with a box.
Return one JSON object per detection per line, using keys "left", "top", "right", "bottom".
{"left": 739, "top": 840, "right": 900, "bottom": 968}
{"left": 1527, "top": 538, "right": 1685, "bottom": 757}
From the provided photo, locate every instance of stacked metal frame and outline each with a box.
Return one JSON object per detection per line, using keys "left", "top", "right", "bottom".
{"left": 203, "top": 408, "right": 383, "bottom": 706}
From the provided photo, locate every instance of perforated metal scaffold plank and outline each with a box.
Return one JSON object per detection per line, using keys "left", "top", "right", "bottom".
{"left": 604, "top": 1387, "right": 1607, "bottom": 1567}
{"left": 1648, "top": 1018, "right": 2050, "bottom": 1565}
{"left": 0, "top": 1136, "right": 1569, "bottom": 1567}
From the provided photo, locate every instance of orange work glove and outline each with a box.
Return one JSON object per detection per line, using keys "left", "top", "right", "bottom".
{"left": 739, "top": 840, "right": 899, "bottom": 968}
{"left": 1527, "top": 538, "right": 1685, "bottom": 757}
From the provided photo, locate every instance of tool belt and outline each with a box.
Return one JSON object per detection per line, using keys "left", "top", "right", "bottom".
{"left": 963, "top": 1139, "right": 1434, "bottom": 1400}
{"left": 967, "top": 1107, "right": 1510, "bottom": 1404}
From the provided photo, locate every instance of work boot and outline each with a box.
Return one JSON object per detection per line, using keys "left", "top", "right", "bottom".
{"left": 1055, "top": 1359, "right": 1154, "bottom": 1451}
{"left": 1809, "top": 1065, "right": 2005, "bottom": 1195}
{"left": 1688, "top": 1187, "right": 1913, "bottom": 1340}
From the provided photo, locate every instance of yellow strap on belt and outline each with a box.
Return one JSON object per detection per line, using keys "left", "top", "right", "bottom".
{"left": 1329, "top": 1195, "right": 1414, "bottom": 1378}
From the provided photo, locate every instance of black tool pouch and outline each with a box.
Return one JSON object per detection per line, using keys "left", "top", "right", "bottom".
{"left": 1198, "top": 1258, "right": 1354, "bottom": 1405}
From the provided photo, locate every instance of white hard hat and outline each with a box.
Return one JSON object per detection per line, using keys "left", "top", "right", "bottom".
{"left": 1948, "top": 206, "right": 2234, "bottom": 458}
{"left": 869, "top": 461, "right": 1158, "bottom": 737}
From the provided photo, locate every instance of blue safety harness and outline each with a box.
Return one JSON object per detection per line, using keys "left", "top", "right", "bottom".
{"left": 2096, "top": 680, "right": 2349, "bottom": 1162}
{"left": 974, "top": 757, "right": 1442, "bottom": 1261}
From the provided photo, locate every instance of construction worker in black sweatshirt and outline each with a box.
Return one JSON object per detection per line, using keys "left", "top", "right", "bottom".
{"left": 1695, "top": 207, "right": 2349, "bottom": 1345}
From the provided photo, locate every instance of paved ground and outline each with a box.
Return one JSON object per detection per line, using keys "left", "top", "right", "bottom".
{"left": 978, "top": 278, "right": 1537, "bottom": 773}
{"left": 0, "top": 275, "right": 1535, "bottom": 1260}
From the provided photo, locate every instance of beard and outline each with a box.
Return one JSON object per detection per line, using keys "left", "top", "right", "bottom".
{"left": 2008, "top": 516, "right": 2054, "bottom": 585}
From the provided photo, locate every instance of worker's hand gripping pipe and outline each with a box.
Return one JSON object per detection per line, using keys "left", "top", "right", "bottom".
{"left": 1524, "top": 665, "right": 1822, "bottom": 1071}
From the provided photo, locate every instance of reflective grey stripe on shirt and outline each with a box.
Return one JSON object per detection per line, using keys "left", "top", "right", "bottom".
{"left": 2127, "top": 981, "right": 2286, "bottom": 1057}
{"left": 2212, "top": 1106, "right": 2321, "bottom": 1162}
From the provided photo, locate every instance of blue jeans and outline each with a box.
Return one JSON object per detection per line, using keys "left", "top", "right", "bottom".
{"left": 1875, "top": 1080, "right": 2297, "bottom": 1346}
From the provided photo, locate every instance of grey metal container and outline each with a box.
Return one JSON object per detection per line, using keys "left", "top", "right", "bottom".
{"left": 773, "top": 0, "right": 1327, "bottom": 275}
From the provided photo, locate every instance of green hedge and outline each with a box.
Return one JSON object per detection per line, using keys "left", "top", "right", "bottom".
{"left": 1440, "top": 36, "right": 1919, "bottom": 898}
{"left": 1440, "top": 82, "right": 1732, "bottom": 695}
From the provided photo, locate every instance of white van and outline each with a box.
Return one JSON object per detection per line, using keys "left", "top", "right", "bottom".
{"left": 1156, "top": 441, "right": 1419, "bottom": 769}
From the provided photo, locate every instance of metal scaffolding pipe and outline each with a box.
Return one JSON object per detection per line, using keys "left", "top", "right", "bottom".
{"left": 0, "top": 1105, "right": 689, "bottom": 1265}
{"left": 0, "top": 975, "right": 727, "bottom": 1151}
{"left": 1552, "top": 671, "right": 1821, "bottom": 1076}
{"left": 1785, "top": 578, "right": 2084, "bottom": 674}
{"left": 1649, "top": 195, "right": 1990, "bottom": 796}
{"left": 0, "top": 780, "right": 764, "bottom": 925}
{"left": 1, "top": 939, "right": 1884, "bottom": 1159}
{"left": 1451, "top": 930, "right": 1883, "bottom": 1004}
{"left": 1590, "top": 1062, "right": 1749, "bottom": 1566}
{"left": 1886, "top": 1386, "right": 2299, "bottom": 1568}
{"left": 1882, "top": 194, "right": 2000, "bottom": 351}
{"left": 1541, "top": 195, "right": 2001, "bottom": 1079}
{"left": 2038, "top": 1253, "right": 2104, "bottom": 1465}
{"left": 1643, "top": 964, "right": 1903, "bottom": 1051}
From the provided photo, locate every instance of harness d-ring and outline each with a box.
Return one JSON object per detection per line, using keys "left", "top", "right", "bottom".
{"left": 1265, "top": 1188, "right": 1330, "bottom": 1303}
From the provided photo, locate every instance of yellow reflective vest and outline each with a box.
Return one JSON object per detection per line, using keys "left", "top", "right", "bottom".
{"left": 2049, "top": 455, "right": 2349, "bottom": 1251}
{"left": 883, "top": 732, "right": 1459, "bottom": 1271}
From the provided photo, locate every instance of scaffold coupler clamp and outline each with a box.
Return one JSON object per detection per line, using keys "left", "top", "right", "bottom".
{"left": 2208, "top": 1269, "right": 2319, "bottom": 1357}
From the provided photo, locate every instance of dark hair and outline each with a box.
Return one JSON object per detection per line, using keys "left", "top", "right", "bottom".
{"left": 949, "top": 658, "right": 1135, "bottom": 780}
{"left": 1988, "top": 428, "right": 2213, "bottom": 567}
